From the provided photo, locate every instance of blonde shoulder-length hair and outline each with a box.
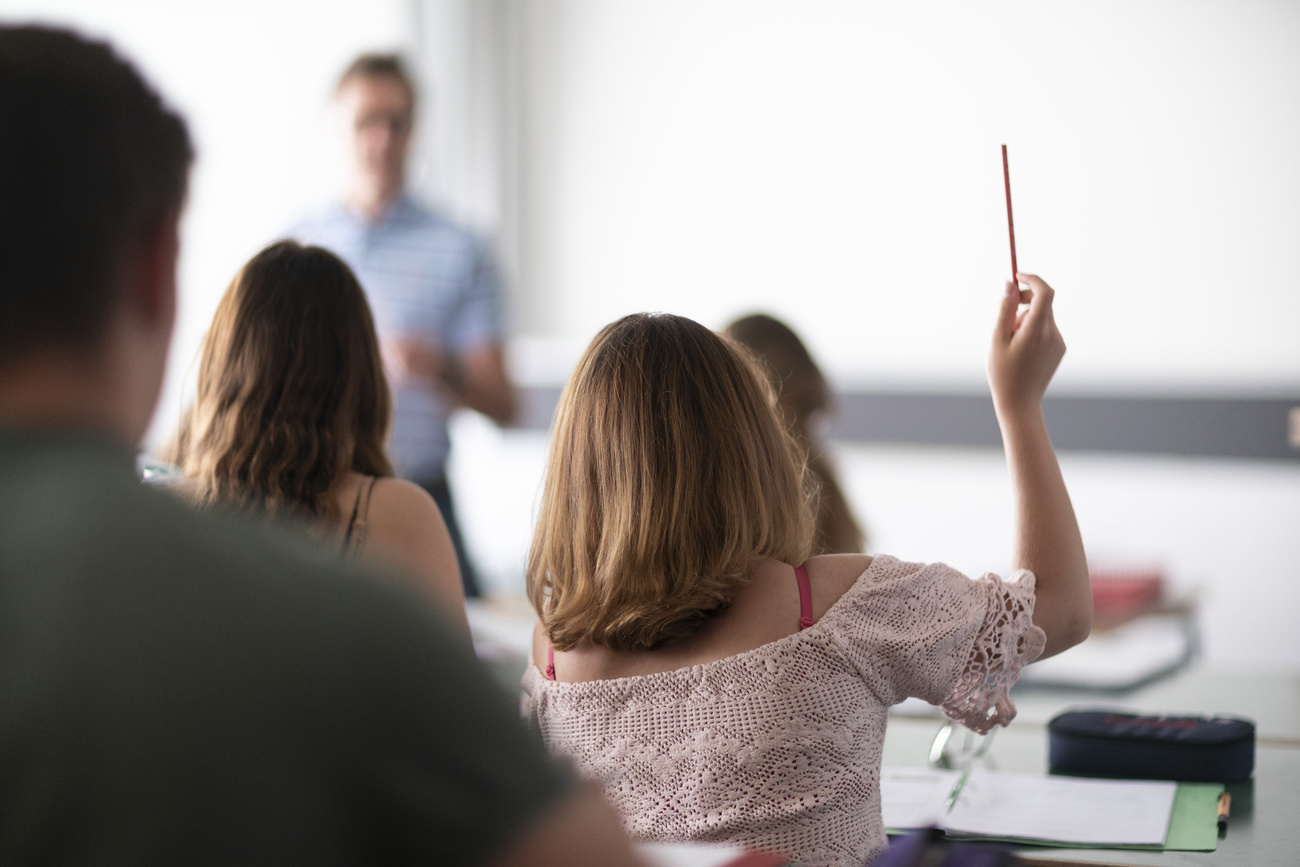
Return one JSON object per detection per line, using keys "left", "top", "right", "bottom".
{"left": 173, "top": 240, "right": 392, "bottom": 521}
{"left": 528, "top": 313, "right": 815, "bottom": 653}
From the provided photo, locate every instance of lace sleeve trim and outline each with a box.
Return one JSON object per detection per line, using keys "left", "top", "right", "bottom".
{"left": 939, "top": 569, "right": 1046, "bottom": 734}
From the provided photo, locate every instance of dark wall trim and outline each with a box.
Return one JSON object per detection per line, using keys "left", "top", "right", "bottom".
{"left": 831, "top": 393, "right": 1299, "bottom": 461}
{"left": 515, "top": 387, "right": 1300, "bottom": 462}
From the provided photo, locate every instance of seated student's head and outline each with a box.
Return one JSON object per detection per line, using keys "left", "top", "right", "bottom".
{"left": 724, "top": 313, "right": 829, "bottom": 437}
{"left": 528, "top": 312, "right": 815, "bottom": 653}
{"left": 726, "top": 313, "right": 866, "bottom": 554}
{"left": 177, "top": 241, "right": 392, "bottom": 519}
{"left": 0, "top": 25, "right": 191, "bottom": 440}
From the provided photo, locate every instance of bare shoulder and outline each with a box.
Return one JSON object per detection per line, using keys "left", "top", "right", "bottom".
{"left": 358, "top": 476, "right": 469, "bottom": 637}
{"left": 804, "top": 553, "right": 874, "bottom": 617}
{"left": 366, "top": 477, "right": 448, "bottom": 536}
{"left": 354, "top": 476, "right": 457, "bottom": 588}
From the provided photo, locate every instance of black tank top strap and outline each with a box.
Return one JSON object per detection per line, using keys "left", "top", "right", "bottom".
{"left": 341, "top": 476, "right": 378, "bottom": 558}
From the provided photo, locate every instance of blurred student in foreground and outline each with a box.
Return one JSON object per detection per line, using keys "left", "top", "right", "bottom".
{"left": 170, "top": 241, "right": 470, "bottom": 639}
{"left": 0, "top": 24, "right": 642, "bottom": 866}
{"left": 725, "top": 313, "right": 866, "bottom": 554}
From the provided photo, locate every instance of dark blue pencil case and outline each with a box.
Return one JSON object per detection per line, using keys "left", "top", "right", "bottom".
{"left": 1047, "top": 710, "right": 1255, "bottom": 783}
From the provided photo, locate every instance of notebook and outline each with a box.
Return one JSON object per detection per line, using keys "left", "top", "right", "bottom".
{"left": 881, "top": 767, "right": 1222, "bottom": 851}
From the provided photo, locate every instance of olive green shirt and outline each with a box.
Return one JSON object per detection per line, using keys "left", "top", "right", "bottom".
{"left": 0, "top": 428, "right": 570, "bottom": 865}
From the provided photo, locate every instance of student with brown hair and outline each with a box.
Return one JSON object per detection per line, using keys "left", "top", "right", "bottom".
{"left": 524, "top": 286, "right": 1092, "bottom": 867}
{"left": 725, "top": 312, "right": 866, "bottom": 554}
{"left": 172, "top": 240, "right": 468, "bottom": 636}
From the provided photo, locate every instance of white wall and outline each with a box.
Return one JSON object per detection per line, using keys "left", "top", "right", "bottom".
{"left": 513, "top": 0, "right": 1300, "bottom": 393}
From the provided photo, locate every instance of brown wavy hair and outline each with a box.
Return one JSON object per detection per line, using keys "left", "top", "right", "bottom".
{"left": 174, "top": 241, "right": 392, "bottom": 520}
{"left": 725, "top": 313, "right": 866, "bottom": 554}
{"left": 528, "top": 313, "right": 815, "bottom": 653}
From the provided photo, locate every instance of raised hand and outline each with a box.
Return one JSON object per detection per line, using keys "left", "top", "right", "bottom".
{"left": 988, "top": 273, "right": 1066, "bottom": 418}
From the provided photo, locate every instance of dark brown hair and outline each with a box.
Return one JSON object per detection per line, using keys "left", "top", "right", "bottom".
{"left": 528, "top": 313, "right": 815, "bottom": 652}
{"left": 726, "top": 313, "right": 866, "bottom": 554}
{"left": 175, "top": 242, "right": 392, "bottom": 520}
{"left": 0, "top": 25, "right": 192, "bottom": 366}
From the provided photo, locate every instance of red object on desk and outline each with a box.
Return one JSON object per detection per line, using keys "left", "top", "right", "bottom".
{"left": 1090, "top": 566, "right": 1165, "bottom": 629}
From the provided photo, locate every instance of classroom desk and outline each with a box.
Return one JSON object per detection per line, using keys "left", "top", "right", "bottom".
{"left": 884, "top": 663, "right": 1300, "bottom": 865}
{"left": 882, "top": 718, "right": 1297, "bottom": 866}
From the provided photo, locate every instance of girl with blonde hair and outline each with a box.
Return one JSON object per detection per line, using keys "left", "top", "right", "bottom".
{"left": 173, "top": 240, "right": 468, "bottom": 637}
{"left": 523, "top": 277, "right": 1091, "bottom": 867}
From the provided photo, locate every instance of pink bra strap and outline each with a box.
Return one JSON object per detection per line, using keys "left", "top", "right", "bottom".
{"left": 796, "top": 563, "right": 815, "bottom": 629}
{"left": 546, "top": 646, "right": 556, "bottom": 681}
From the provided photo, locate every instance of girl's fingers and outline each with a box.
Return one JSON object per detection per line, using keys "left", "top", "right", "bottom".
{"left": 1015, "top": 276, "right": 1057, "bottom": 335}
{"left": 994, "top": 281, "right": 1020, "bottom": 340}
{"left": 1017, "top": 273, "right": 1055, "bottom": 305}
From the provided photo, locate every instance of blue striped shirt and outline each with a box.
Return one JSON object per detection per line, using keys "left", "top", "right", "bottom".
{"left": 291, "top": 195, "right": 503, "bottom": 482}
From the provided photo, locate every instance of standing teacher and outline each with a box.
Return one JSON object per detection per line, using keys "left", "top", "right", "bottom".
{"left": 294, "top": 54, "right": 515, "bottom": 597}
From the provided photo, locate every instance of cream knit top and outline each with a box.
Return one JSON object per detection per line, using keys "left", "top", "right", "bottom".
{"left": 521, "top": 555, "right": 1046, "bottom": 867}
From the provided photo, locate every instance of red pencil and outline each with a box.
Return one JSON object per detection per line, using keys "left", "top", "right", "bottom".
{"left": 1001, "top": 144, "right": 1018, "bottom": 284}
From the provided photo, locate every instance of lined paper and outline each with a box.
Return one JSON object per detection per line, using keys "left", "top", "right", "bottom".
{"left": 881, "top": 768, "right": 1177, "bottom": 846}
{"left": 946, "top": 771, "right": 1176, "bottom": 846}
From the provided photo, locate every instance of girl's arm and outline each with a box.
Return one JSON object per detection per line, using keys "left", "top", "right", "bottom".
{"left": 988, "top": 274, "right": 1092, "bottom": 660}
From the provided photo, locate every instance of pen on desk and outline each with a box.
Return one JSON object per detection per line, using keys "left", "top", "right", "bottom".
{"left": 945, "top": 767, "right": 973, "bottom": 814}
{"left": 1217, "top": 792, "right": 1231, "bottom": 832}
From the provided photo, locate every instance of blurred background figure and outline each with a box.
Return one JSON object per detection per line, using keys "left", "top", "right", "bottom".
{"left": 292, "top": 53, "right": 515, "bottom": 599}
{"left": 172, "top": 241, "right": 470, "bottom": 639}
{"left": 726, "top": 313, "right": 866, "bottom": 555}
